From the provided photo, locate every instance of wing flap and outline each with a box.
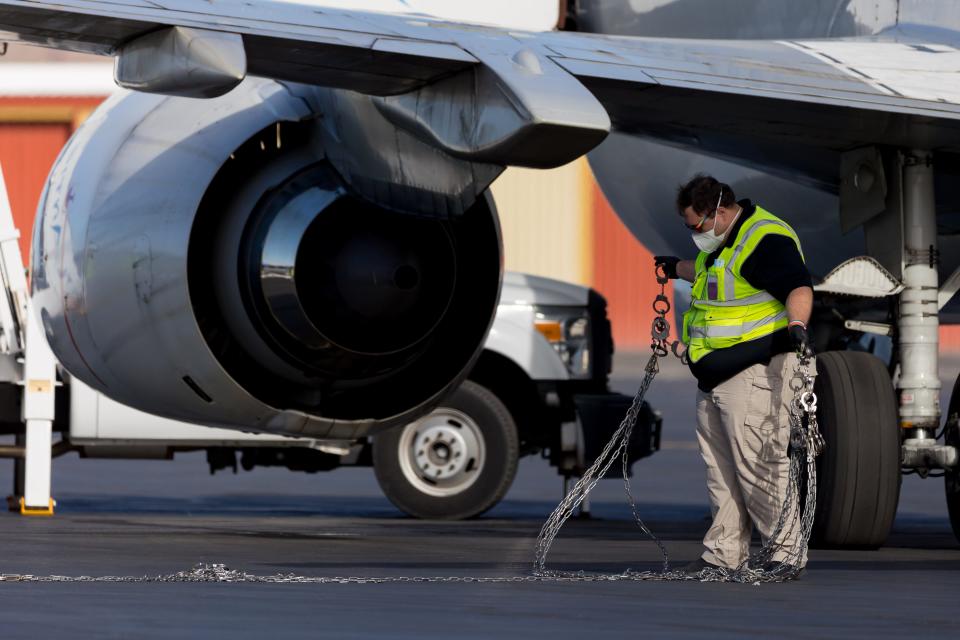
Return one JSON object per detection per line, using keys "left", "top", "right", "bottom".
{"left": 0, "top": 0, "right": 478, "bottom": 94}
{"left": 0, "top": 4, "right": 152, "bottom": 54}
{"left": 242, "top": 34, "right": 475, "bottom": 94}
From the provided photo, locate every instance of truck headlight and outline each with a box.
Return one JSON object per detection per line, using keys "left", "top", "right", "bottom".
{"left": 533, "top": 306, "right": 592, "bottom": 379}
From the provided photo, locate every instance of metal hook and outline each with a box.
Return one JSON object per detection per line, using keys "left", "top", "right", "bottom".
{"left": 799, "top": 391, "right": 818, "bottom": 413}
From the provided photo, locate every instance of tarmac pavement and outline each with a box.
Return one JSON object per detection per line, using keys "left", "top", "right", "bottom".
{"left": 0, "top": 352, "right": 957, "bottom": 638}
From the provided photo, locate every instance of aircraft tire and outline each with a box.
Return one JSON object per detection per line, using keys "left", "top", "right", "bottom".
{"left": 373, "top": 380, "right": 519, "bottom": 519}
{"left": 811, "top": 351, "right": 900, "bottom": 549}
{"left": 943, "top": 374, "right": 960, "bottom": 543}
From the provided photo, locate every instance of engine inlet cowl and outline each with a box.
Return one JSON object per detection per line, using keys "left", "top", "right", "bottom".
{"left": 191, "top": 125, "right": 502, "bottom": 423}
{"left": 32, "top": 78, "right": 502, "bottom": 439}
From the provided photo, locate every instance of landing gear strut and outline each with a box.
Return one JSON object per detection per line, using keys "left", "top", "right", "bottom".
{"left": 895, "top": 151, "right": 958, "bottom": 480}
{"left": 898, "top": 151, "right": 941, "bottom": 441}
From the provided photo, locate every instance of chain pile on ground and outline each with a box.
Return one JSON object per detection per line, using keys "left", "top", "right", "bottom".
{"left": 0, "top": 266, "right": 822, "bottom": 585}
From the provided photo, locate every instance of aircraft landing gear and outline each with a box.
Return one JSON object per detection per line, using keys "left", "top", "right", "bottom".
{"left": 894, "top": 151, "right": 960, "bottom": 540}
{"left": 814, "top": 149, "right": 960, "bottom": 546}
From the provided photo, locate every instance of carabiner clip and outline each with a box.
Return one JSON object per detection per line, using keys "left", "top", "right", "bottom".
{"left": 799, "top": 391, "right": 818, "bottom": 413}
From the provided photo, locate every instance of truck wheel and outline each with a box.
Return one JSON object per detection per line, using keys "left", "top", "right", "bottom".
{"left": 943, "top": 374, "right": 960, "bottom": 542}
{"left": 373, "top": 380, "right": 519, "bottom": 519}
{"left": 811, "top": 351, "right": 900, "bottom": 548}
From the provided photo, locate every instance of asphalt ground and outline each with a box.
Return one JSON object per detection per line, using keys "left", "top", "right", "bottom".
{"left": 0, "top": 353, "right": 958, "bottom": 638}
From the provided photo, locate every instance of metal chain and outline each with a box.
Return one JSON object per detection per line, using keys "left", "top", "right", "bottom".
{"left": 532, "top": 264, "right": 822, "bottom": 584}
{"left": 0, "top": 265, "right": 822, "bottom": 585}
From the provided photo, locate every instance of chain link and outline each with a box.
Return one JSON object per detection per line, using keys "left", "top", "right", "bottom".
{"left": 0, "top": 265, "right": 822, "bottom": 585}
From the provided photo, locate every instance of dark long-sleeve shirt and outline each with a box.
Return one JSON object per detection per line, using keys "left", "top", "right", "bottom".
{"left": 688, "top": 200, "right": 812, "bottom": 392}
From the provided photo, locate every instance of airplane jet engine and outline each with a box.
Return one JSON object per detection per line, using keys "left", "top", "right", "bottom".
{"left": 30, "top": 78, "right": 504, "bottom": 438}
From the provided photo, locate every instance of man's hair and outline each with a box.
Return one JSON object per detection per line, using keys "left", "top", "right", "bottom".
{"left": 676, "top": 174, "right": 736, "bottom": 214}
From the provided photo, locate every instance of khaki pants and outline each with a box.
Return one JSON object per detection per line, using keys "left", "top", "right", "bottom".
{"left": 695, "top": 352, "right": 812, "bottom": 568}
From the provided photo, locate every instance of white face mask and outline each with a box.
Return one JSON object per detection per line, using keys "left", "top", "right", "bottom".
{"left": 691, "top": 190, "right": 739, "bottom": 253}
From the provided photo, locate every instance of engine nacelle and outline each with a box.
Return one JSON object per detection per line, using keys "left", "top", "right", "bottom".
{"left": 32, "top": 79, "right": 502, "bottom": 438}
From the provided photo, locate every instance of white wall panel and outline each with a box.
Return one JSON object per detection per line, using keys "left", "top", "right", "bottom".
{"left": 490, "top": 158, "right": 591, "bottom": 286}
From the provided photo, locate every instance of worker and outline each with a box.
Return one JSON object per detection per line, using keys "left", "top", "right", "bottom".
{"left": 655, "top": 174, "right": 814, "bottom": 575}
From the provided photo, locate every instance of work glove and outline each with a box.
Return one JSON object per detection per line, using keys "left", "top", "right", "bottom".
{"left": 654, "top": 255, "right": 680, "bottom": 280}
{"left": 788, "top": 321, "right": 814, "bottom": 358}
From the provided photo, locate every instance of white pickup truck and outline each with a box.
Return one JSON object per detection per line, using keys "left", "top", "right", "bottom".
{"left": 3, "top": 272, "right": 661, "bottom": 519}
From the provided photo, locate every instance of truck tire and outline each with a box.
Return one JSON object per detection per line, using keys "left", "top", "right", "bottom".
{"left": 811, "top": 351, "right": 900, "bottom": 548}
{"left": 373, "top": 380, "right": 519, "bottom": 519}
{"left": 943, "top": 374, "right": 960, "bottom": 542}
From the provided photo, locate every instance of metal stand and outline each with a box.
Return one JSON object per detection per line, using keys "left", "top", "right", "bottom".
{"left": 0, "top": 161, "right": 57, "bottom": 514}
{"left": 10, "top": 433, "right": 24, "bottom": 508}
{"left": 19, "top": 305, "right": 57, "bottom": 515}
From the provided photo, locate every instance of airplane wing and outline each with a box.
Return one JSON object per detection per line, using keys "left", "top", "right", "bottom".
{"left": 0, "top": 0, "right": 480, "bottom": 95}
{"left": 1, "top": 0, "right": 960, "bottom": 166}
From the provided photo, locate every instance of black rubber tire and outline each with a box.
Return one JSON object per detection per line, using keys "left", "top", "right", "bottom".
{"left": 943, "top": 374, "right": 960, "bottom": 542}
{"left": 373, "top": 380, "right": 519, "bottom": 519}
{"left": 811, "top": 351, "right": 901, "bottom": 548}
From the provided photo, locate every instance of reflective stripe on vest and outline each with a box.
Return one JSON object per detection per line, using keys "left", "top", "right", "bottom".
{"left": 690, "top": 290, "right": 777, "bottom": 308}
{"left": 682, "top": 206, "right": 802, "bottom": 363}
{"left": 687, "top": 310, "right": 788, "bottom": 339}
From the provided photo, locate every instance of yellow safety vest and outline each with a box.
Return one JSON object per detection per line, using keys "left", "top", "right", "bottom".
{"left": 682, "top": 206, "right": 804, "bottom": 363}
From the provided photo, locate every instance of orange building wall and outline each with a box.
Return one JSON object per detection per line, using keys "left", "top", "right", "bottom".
{"left": 942, "top": 326, "right": 960, "bottom": 350}
{"left": 0, "top": 123, "right": 70, "bottom": 262}
{"left": 590, "top": 180, "right": 673, "bottom": 351}
{"left": 0, "top": 96, "right": 99, "bottom": 264}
